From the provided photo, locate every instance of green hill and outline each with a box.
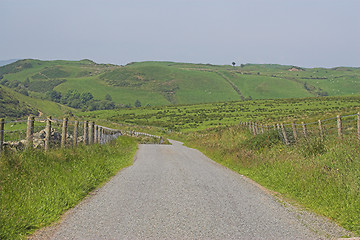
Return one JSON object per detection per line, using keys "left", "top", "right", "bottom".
{"left": 0, "top": 85, "right": 77, "bottom": 119}
{"left": 0, "top": 59, "right": 359, "bottom": 112}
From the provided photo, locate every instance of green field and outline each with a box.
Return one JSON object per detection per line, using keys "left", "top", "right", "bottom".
{"left": 1, "top": 59, "right": 359, "bottom": 111}
{"left": 77, "top": 96, "right": 360, "bottom": 131}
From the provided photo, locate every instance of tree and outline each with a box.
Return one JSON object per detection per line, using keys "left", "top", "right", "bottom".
{"left": 232, "top": 62, "right": 236, "bottom": 67}
{"left": 135, "top": 99, "right": 141, "bottom": 107}
{"left": 105, "top": 94, "right": 112, "bottom": 101}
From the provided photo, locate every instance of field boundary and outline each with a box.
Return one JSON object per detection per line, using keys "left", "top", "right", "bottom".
{"left": 241, "top": 112, "right": 360, "bottom": 144}
{"left": 0, "top": 116, "right": 160, "bottom": 156}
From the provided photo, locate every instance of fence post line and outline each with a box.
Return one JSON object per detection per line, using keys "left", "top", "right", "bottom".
{"left": 302, "top": 122, "right": 307, "bottom": 138}
{"left": 281, "top": 123, "right": 289, "bottom": 145}
{"left": 26, "top": 116, "right": 35, "bottom": 148}
{"left": 98, "top": 127, "right": 102, "bottom": 144}
{"left": 0, "top": 118, "right": 4, "bottom": 157}
{"left": 83, "top": 121, "right": 88, "bottom": 145}
{"left": 337, "top": 115, "right": 343, "bottom": 140}
{"left": 61, "top": 118, "right": 68, "bottom": 148}
{"left": 73, "top": 120, "right": 78, "bottom": 147}
{"left": 318, "top": 119, "right": 324, "bottom": 141}
{"left": 89, "top": 121, "right": 94, "bottom": 144}
{"left": 291, "top": 121, "right": 298, "bottom": 142}
{"left": 45, "top": 116, "right": 52, "bottom": 152}
{"left": 248, "top": 122, "right": 252, "bottom": 132}
{"left": 357, "top": 112, "right": 360, "bottom": 140}
{"left": 252, "top": 123, "right": 256, "bottom": 136}
{"left": 94, "top": 125, "right": 98, "bottom": 143}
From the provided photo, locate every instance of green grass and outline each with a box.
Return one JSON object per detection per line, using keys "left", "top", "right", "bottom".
{"left": 173, "top": 126, "right": 360, "bottom": 235}
{"left": 2, "top": 60, "right": 360, "bottom": 109}
{"left": 0, "top": 136, "right": 138, "bottom": 240}
{"left": 77, "top": 96, "right": 360, "bottom": 131}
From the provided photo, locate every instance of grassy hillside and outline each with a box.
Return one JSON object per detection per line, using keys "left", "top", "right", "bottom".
{"left": 0, "top": 86, "right": 77, "bottom": 119}
{"left": 78, "top": 96, "right": 360, "bottom": 131}
{"left": 1, "top": 59, "right": 359, "bottom": 111}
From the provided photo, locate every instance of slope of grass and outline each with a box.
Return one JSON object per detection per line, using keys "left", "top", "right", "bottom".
{"left": 78, "top": 96, "right": 360, "bottom": 131}
{"left": 0, "top": 136, "right": 138, "bottom": 240}
{"left": 1, "top": 59, "right": 359, "bottom": 109}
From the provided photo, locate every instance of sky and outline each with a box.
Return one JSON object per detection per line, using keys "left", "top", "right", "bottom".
{"left": 1, "top": 0, "right": 359, "bottom": 68}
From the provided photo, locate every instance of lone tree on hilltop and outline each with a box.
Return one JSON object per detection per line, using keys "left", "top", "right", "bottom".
{"left": 232, "top": 62, "right": 236, "bottom": 67}
{"left": 135, "top": 99, "right": 141, "bottom": 107}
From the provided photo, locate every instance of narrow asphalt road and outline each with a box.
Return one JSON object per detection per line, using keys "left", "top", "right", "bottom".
{"left": 39, "top": 140, "right": 341, "bottom": 239}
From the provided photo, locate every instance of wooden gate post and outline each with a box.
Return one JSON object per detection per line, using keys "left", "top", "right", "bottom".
{"left": 0, "top": 119, "right": 4, "bottom": 157}
{"left": 291, "top": 121, "right": 298, "bottom": 142}
{"left": 337, "top": 115, "right": 343, "bottom": 140}
{"left": 26, "top": 116, "right": 35, "bottom": 148}
{"left": 45, "top": 116, "right": 52, "bottom": 152}
{"left": 61, "top": 118, "right": 68, "bottom": 148}
{"left": 73, "top": 120, "right": 78, "bottom": 147}
{"left": 83, "top": 121, "right": 88, "bottom": 145}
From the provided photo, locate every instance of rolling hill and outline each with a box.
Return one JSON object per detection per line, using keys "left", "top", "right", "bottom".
{"left": 0, "top": 59, "right": 359, "bottom": 114}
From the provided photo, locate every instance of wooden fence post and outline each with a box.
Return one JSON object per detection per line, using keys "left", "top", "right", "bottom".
{"left": 89, "top": 121, "right": 94, "bottom": 144}
{"left": 281, "top": 123, "right": 289, "bottom": 145}
{"left": 98, "top": 127, "right": 102, "bottom": 144}
{"left": 94, "top": 125, "right": 98, "bottom": 143}
{"left": 73, "top": 120, "right": 78, "bottom": 147}
{"left": 337, "top": 115, "right": 343, "bottom": 140}
{"left": 0, "top": 118, "right": 4, "bottom": 157}
{"left": 61, "top": 118, "right": 68, "bottom": 148}
{"left": 248, "top": 122, "right": 252, "bottom": 132}
{"left": 273, "top": 124, "right": 276, "bottom": 130}
{"left": 252, "top": 123, "right": 256, "bottom": 136}
{"left": 45, "top": 116, "right": 52, "bottom": 152}
{"left": 302, "top": 122, "right": 307, "bottom": 138}
{"left": 318, "top": 120, "right": 324, "bottom": 140}
{"left": 357, "top": 112, "right": 360, "bottom": 140}
{"left": 26, "top": 116, "right": 35, "bottom": 148}
{"left": 83, "top": 121, "right": 88, "bottom": 145}
{"left": 260, "top": 125, "right": 264, "bottom": 134}
{"left": 291, "top": 121, "right": 297, "bottom": 142}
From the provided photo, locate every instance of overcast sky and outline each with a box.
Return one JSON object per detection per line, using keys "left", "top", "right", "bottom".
{"left": 1, "top": 0, "right": 359, "bottom": 68}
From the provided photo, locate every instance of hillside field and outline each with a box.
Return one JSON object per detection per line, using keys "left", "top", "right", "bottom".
{"left": 1, "top": 59, "right": 359, "bottom": 111}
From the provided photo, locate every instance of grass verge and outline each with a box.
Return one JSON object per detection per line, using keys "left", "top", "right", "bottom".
{"left": 0, "top": 136, "right": 138, "bottom": 240}
{"left": 172, "top": 126, "right": 360, "bottom": 235}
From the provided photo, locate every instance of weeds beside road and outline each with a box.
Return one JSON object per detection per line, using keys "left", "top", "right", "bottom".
{"left": 0, "top": 136, "right": 138, "bottom": 240}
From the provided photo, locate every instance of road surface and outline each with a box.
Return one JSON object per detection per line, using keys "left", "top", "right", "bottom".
{"left": 35, "top": 140, "right": 348, "bottom": 239}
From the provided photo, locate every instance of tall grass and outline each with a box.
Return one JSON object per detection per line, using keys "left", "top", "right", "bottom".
{"left": 175, "top": 126, "right": 360, "bottom": 235}
{"left": 0, "top": 136, "right": 138, "bottom": 239}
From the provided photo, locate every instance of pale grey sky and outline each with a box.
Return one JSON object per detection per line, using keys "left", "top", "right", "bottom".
{"left": 1, "top": 0, "right": 359, "bottom": 67}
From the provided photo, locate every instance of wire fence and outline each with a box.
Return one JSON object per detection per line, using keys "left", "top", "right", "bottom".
{"left": 240, "top": 112, "right": 360, "bottom": 145}
{"left": 0, "top": 116, "right": 161, "bottom": 156}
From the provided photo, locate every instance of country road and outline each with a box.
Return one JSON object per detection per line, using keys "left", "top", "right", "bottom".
{"left": 33, "top": 140, "right": 349, "bottom": 240}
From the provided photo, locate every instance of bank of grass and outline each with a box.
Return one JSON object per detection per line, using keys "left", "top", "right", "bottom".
{"left": 0, "top": 136, "right": 138, "bottom": 240}
{"left": 174, "top": 126, "right": 360, "bottom": 235}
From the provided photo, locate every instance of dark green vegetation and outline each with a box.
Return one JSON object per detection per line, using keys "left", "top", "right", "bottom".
{"left": 1, "top": 59, "right": 359, "bottom": 117}
{"left": 0, "top": 85, "right": 77, "bottom": 119}
{"left": 172, "top": 127, "right": 360, "bottom": 235}
{"left": 0, "top": 136, "right": 138, "bottom": 240}
{"left": 79, "top": 96, "right": 360, "bottom": 131}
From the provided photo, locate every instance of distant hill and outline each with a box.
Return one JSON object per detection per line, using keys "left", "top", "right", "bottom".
{"left": 0, "top": 59, "right": 19, "bottom": 67}
{"left": 0, "top": 59, "right": 359, "bottom": 117}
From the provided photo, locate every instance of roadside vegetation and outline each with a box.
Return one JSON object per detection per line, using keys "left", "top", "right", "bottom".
{"left": 0, "top": 136, "right": 138, "bottom": 240}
